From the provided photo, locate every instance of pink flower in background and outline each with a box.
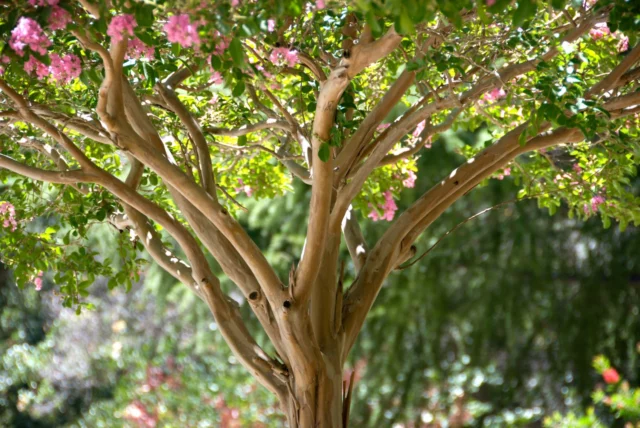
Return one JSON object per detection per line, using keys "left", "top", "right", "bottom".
{"left": 108, "top": 14, "right": 137, "bottom": 43}
{"left": 34, "top": 271, "right": 43, "bottom": 291}
{"left": 403, "top": 171, "right": 417, "bottom": 188}
{"left": 424, "top": 135, "right": 433, "bottom": 149}
{"left": 316, "top": 0, "right": 326, "bottom": 9}
{"left": 486, "top": 0, "right": 496, "bottom": 6}
{"left": 48, "top": 6, "right": 71, "bottom": 30}
{"left": 591, "top": 194, "right": 606, "bottom": 212}
{"left": 49, "top": 53, "right": 81, "bottom": 83}
{"left": 267, "top": 19, "right": 276, "bottom": 32}
{"left": 213, "top": 31, "right": 231, "bottom": 55}
{"left": 231, "top": 0, "right": 240, "bottom": 6}
{"left": 210, "top": 71, "right": 223, "bottom": 84}
{"left": 0, "top": 202, "right": 18, "bottom": 231}
{"left": 481, "top": 87, "right": 506, "bottom": 104}
{"left": 24, "top": 56, "right": 49, "bottom": 79}
{"left": 164, "top": 14, "right": 201, "bottom": 48}
{"left": 236, "top": 179, "right": 253, "bottom": 197}
{"left": 368, "top": 191, "right": 398, "bottom": 222}
{"left": 618, "top": 35, "right": 629, "bottom": 53}
{"left": 589, "top": 23, "right": 610, "bottom": 40}
{"left": 256, "top": 65, "right": 273, "bottom": 79}
{"left": 127, "top": 38, "right": 155, "bottom": 60}
{"left": 9, "top": 17, "right": 52, "bottom": 56}
{"left": 269, "top": 47, "right": 299, "bottom": 67}
{"left": 496, "top": 167, "right": 511, "bottom": 180}
{"left": 0, "top": 55, "right": 9, "bottom": 75}
{"left": 572, "top": 163, "right": 583, "bottom": 174}
{"left": 412, "top": 120, "right": 425, "bottom": 137}
{"left": 377, "top": 123, "right": 390, "bottom": 131}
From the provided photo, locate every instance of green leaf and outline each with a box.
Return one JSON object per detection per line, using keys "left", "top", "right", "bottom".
{"left": 229, "top": 38, "right": 245, "bottom": 67}
{"left": 318, "top": 143, "right": 330, "bottom": 162}
{"left": 512, "top": 0, "right": 538, "bottom": 28}
{"left": 232, "top": 80, "right": 245, "bottom": 97}
{"left": 238, "top": 135, "right": 247, "bottom": 146}
{"left": 211, "top": 55, "right": 222, "bottom": 71}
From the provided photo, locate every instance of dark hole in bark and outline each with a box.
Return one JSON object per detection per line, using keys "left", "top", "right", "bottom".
{"left": 249, "top": 291, "right": 259, "bottom": 300}
{"left": 283, "top": 300, "right": 292, "bottom": 309}
{"left": 454, "top": 180, "right": 459, "bottom": 185}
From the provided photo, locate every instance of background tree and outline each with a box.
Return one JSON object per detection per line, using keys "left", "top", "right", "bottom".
{"left": 0, "top": 0, "right": 639, "bottom": 425}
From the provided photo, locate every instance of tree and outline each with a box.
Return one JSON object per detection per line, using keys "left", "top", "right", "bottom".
{"left": 0, "top": 0, "right": 639, "bottom": 425}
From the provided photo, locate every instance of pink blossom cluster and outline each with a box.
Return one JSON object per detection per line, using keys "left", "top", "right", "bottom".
{"left": 316, "top": 0, "right": 326, "bottom": 9}
{"left": 495, "top": 167, "right": 511, "bottom": 180}
{"left": 235, "top": 179, "right": 253, "bottom": 197}
{"left": 127, "top": 38, "right": 155, "bottom": 60}
{"left": 24, "top": 56, "right": 50, "bottom": 79}
{"left": 0, "top": 55, "right": 10, "bottom": 75}
{"left": 25, "top": 53, "right": 81, "bottom": 83}
{"left": 212, "top": 31, "right": 231, "bottom": 55}
{"left": 368, "top": 191, "right": 398, "bottom": 222}
{"left": 589, "top": 23, "right": 611, "bottom": 40}
{"left": 209, "top": 70, "right": 223, "bottom": 84}
{"left": 107, "top": 14, "right": 137, "bottom": 43}
{"left": 49, "top": 6, "right": 71, "bottom": 30}
{"left": 269, "top": 47, "right": 299, "bottom": 67}
{"left": 49, "top": 53, "right": 81, "bottom": 83}
{"left": 34, "top": 271, "right": 44, "bottom": 291}
{"left": 377, "top": 123, "right": 390, "bottom": 132}
{"left": 480, "top": 87, "right": 506, "bottom": 105}
{"left": 0, "top": 202, "right": 17, "bottom": 231}
{"left": 9, "top": 17, "right": 52, "bottom": 57}
{"left": 584, "top": 194, "right": 606, "bottom": 214}
{"left": 164, "top": 14, "right": 201, "bottom": 48}
{"left": 572, "top": 163, "right": 583, "bottom": 174}
{"left": 267, "top": 19, "right": 276, "bottom": 32}
{"left": 28, "top": 0, "right": 58, "bottom": 6}
{"left": 403, "top": 170, "right": 417, "bottom": 188}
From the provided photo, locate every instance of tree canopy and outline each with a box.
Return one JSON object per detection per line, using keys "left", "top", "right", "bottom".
{"left": 1, "top": 0, "right": 639, "bottom": 425}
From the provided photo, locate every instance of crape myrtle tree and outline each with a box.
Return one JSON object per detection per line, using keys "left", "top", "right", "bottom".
{"left": 0, "top": 0, "right": 639, "bottom": 425}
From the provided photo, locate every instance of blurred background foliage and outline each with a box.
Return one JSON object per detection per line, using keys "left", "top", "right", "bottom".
{"left": 1, "top": 128, "right": 640, "bottom": 427}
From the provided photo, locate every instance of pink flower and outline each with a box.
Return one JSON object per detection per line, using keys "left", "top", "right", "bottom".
{"left": 0, "top": 55, "right": 8, "bottom": 75}
{"left": 377, "top": 123, "right": 390, "bottom": 131}
{"left": 269, "top": 47, "right": 299, "bottom": 67}
{"left": 108, "top": 14, "right": 137, "bottom": 44}
{"left": 572, "top": 163, "right": 583, "bottom": 174}
{"left": 9, "top": 17, "right": 52, "bottom": 57}
{"left": 0, "top": 202, "right": 17, "bottom": 231}
{"left": 589, "top": 23, "right": 610, "bottom": 40}
{"left": 24, "top": 56, "right": 50, "bottom": 79}
{"left": 591, "top": 194, "right": 606, "bottom": 212}
{"left": 34, "top": 271, "right": 43, "bottom": 291}
{"left": 424, "top": 135, "right": 433, "bottom": 149}
{"left": 486, "top": 0, "right": 496, "bottom": 5}
{"left": 602, "top": 368, "right": 620, "bottom": 384}
{"left": 267, "top": 19, "right": 276, "bottom": 32}
{"left": 49, "top": 53, "right": 81, "bottom": 83}
{"left": 210, "top": 71, "right": 223, "bottom": 85}
{"left": 164, "top": 14, "right": 201, "bottom": 48}
{"left": 482, "top": 87, "right": 506, "bottom": 104}
{"left": 213, "top": 31, "right": 231, "bottom": 55}
{"left": 256, "top": 65, "right": 273, "bottom": 79}
{"left": 412, "top": 120, "right": 425, "bottom": 137}
{"left": 231, "top": 0, "right": 240, "bottom": 5}
{"left": 403, "top": 171, "right": 417, "bottom": 188}
{"left": 618, "top": 35, "right": 629, "bottom": 53}
{"left": 368, "top": 191, "right": 398, "bottom": 222}
{"left": 48, "top": 6, "right": 71, "bottom": 30}
{"left": 127, "top": 38, "right": 155, "bottom": 60}
{"left": 316, "top": 0, "right": 326, "bottom": 9}
{"left": 235, "top": 179, "right": 253, "bottom": 197}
